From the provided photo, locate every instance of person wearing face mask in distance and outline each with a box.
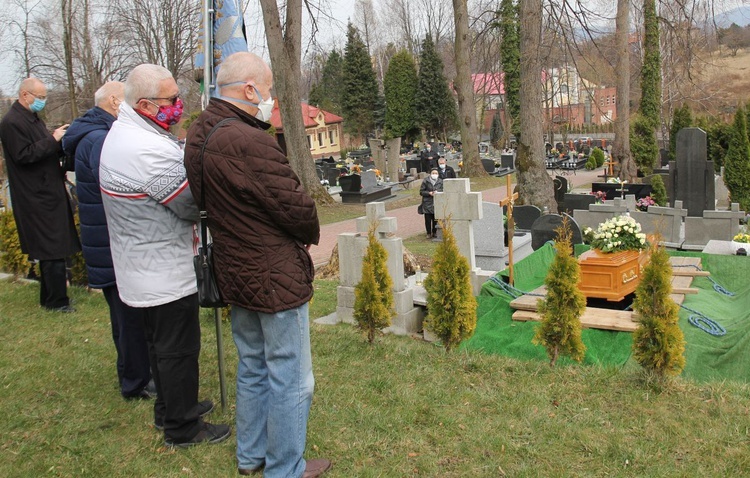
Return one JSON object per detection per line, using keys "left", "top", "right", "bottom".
{"left": 99, "top": 64, "right": 229, "bottom": 448}
{"left": 420, "top": 142, "right": 439, "bottom": 173}
{"left": 0, "top": 77, "right": 80, "bottom": 313}
{"left": 184, "top": 52, "right": 329, "bottom": 478}
{"left": 62, "top": 81, "right": 156, "bottom": 401}
{"left": 437, "top": 157, "right": 456, "bottom": 180}
{"left": 420, "top": 167, "right": 444, "bottom": 238}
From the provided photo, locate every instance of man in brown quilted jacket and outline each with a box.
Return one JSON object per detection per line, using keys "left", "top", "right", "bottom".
{"left": 184, "top": 52, "right": 329, "bottom": 478}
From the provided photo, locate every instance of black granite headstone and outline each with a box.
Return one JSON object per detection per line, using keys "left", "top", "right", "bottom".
{"left": 553, "top": 176, "right": 567, "bottom": 212}
{"left": 563, "top": 193, "right": 597, "bottom": 214}
{"left": 500, "top": 154, "right": 515, "bottom": 170}
{"left": 674, "top": 128, "right": 714, "bottom": 216}
{"left": 513, "top": 205, "right": 542, "bottom": 231}
{"left": 530, "top": 213, "right": 583, "bottom": 251}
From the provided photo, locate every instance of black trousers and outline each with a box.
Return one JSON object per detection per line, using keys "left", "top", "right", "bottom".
{"left": 102, "top": 286, "right": 152, "bottom": 397}
{"left": 424, "top": 213, "right": 437, "bottom": 235}
{"left": 142, "top": 293, "right": 203, "bottom": 442}
{"left": 39, "top": 259, "right": 69, "bottom": 309}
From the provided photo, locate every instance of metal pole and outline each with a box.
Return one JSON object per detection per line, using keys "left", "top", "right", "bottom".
{"left": 203, "top": 0, "right": 226, "bottom": 411}
{"left": 214, "top": 308, "right": 227, "bottom": 410}
{"left": 202, "top": 0, "right": 214, "bottom": 108}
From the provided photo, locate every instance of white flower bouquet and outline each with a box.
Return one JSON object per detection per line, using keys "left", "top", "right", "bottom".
{"left": 586, "top": 215, "right": 648, "bottom": 253}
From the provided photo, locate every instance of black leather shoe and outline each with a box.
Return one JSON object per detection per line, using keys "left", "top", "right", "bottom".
{"left": 154, "top": 400, "right": 214, "bottom": 430}
{"left": 165, "top": 422, "right": 230, "bottom": 448}
{"left": 124, "top": 380, "right": 157, "bottom": 400}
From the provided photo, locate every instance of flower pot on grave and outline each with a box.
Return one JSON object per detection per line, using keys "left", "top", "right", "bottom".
{"left": 731, "top": 240, "right": 749, "bottom": 254}
{"left": 338, "top": 174, "right": 361, "bottom": 192}
{"left": 578, "top": 248, "right": 650, "bottom": 302}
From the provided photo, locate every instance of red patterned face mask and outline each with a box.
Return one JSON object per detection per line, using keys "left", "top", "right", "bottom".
{"left": 141, "top": 97, "right": 184, "bottom": 130}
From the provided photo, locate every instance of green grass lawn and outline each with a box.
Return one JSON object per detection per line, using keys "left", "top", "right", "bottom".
{"left": 1, "top": 278, "right": 749, "bottom": 477}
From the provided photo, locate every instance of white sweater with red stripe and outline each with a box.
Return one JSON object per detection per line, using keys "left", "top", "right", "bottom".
{"left": 100, "top": 103, "right": 199, "bottom": 307}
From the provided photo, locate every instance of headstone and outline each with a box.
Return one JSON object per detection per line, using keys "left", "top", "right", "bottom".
{"left": 659, "top": 148, "right": 669, "bottom": 167}
{"left": 674, "top": 128, "right": 714, "bottom": 216}
{"left": 474, "top": 201, "right": 506, "bottom": 271}
{"left": 500, "top": 153, "right": 515, "bottom": 170}
{"left": 682, "top": 202, "right": 747, "bottom": 250}
{"left": 369, "top": 138, "right": 386, "bottom": 174}
{"left": 628, "top": 200, "right": 686, "bottom": 247}
{"left": 406, "top": 158, "right": 421, "bottom": 173}
{"left": 563, "top": 193, "right": 596, "bottom": 214}
{"left": 481, "top": 158, "right": 496, "bottom": 174}
{"left": 715, "top": 168, "right": 729, "bottom": 209}
{"left": 572, "top": 197, "right": 630, "bottom": 231}
{"left": 385, "top": 137, "right": 401, "bottom": 181}
{"left": 434, "top": 179, "right": 482, "bottom": 291}
{"left": 530, "top": 213, "right": 583, "bottom": 250}
{"left": 513, "top": 205, "right": 542, "bottom": 231}
{"left": 361, "top": 169, "right": 378, "bottom": 190}
{"left": 553, "top": 176, "right": 568, "bottom": 212}
{"left": 336, "top": 202, "right": 424, "bottom": 334}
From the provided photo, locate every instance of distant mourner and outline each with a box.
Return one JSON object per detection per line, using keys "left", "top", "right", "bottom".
{"left": 0, "top": 77, "right": 80, "bottom": 312}
{"left": 99, "top": 64, "right": 229, "bottom": 448}
{"left": 63, "top": 81, "right": 155, "bottom": 400}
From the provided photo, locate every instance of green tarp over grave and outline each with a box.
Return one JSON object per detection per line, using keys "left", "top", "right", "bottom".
{"left": 462, "top": 244, "right": 750, "bottom": 384}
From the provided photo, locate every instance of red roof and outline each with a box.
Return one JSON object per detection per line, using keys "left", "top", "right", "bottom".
{"left": 269, "top": 100, "right": 343, "bottom": 131}
{"left": 472, "top": 73, "right": 505, "bottom": 95}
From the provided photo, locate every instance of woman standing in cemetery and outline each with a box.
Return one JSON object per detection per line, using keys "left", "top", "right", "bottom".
{"left": 420, "top": 167, "right": 443, "bottom": 238}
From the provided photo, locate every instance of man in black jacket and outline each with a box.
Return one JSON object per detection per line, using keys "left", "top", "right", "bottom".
{"left": 437, "top": 157, "right": 457, "bottom": 179}
{"left": 0, "top": 78, "right": 79, "bottom": 312}
{"left": 420, "top": 142, "right": 439, "bottom": 172}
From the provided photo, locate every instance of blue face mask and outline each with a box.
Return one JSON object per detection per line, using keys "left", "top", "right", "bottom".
{"left": 29, "top": 97, "right": 46, "bottom": 113}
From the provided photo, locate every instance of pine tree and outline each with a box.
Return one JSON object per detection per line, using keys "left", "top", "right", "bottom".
{"left": 342, "top": 24, "right": 379, "bottom": 140}
{"left": 415, "top": 35, "right": 457, "bottom": 140}
{"left": 424, "top": 219, "right": 477, "bottom": 352}
{"left": 533, "top": 219, "right": 586, "bottom": 366}
{"left": 650, "top": 174, "right": 667, "bottom": 206}
{"left": 669, "top": 104, "right": 693, "bottom": 162}
{"left": 353, "top": 224, "right": 394, "bottom": 343}
{"left": 632, "top": 242, "right": 685, "bottom": 378}
{"left": 497, "top": 0, "right": 520, "bottom": 136}
{"left": 723, "top": 105, "right": 750, "bottom": 212}
{"left": 309, "top": 49, "right": 344, "bottom": 115}
{"left": 384, "top": 49, "right": 419, "bottom": 140}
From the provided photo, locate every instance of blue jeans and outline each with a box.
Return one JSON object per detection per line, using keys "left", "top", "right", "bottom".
{"left": 232, "top": 303, "right": 314, "bottom": 478}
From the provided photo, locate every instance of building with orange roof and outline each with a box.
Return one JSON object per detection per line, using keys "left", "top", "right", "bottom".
{"left": 268, "top": 100, "right": 344, "bottom": 160}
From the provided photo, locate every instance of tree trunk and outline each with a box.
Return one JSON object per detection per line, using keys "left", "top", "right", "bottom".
{"left": 516, "top": 0, "right": 555, "bottom": 210}
{"left": 452, "top": 0, "right": 486, "bottom": 177}
{"left": 62, "top": 0, "right": 78, "bottom": 119}
{"left": 259, "top": 0, "right": 334, "bottom": 205}
{"left": 614, "top": 0, "right": 636, "bottom": 181}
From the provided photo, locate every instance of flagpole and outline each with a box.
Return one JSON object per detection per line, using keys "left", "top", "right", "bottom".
{"left": 202, "top": 0, "right": 227, "bottom": 412}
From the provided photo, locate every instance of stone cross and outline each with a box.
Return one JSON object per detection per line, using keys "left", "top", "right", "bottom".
{"left": 434, "top": 178, "right": 482, "bottom": 269}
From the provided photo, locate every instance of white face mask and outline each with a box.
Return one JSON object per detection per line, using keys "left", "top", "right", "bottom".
{"left": 430, "top": 174, "right": 439, "bottom": 180}
{"left": 439, "top": 163, "right": 446, "bottom": 169}
{"left": 255, "top": 95, "right": 274, "bottom": 122}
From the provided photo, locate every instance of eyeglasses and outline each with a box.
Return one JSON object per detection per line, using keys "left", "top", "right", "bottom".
{"left": 143, "top": 94, "right": 180, "bottom": 105}
{"left": 26, "top": 91, "right": 47, "bottom": 100}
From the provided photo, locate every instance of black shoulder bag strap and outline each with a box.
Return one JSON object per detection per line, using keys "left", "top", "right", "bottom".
{"left": 198, "top": 117, "right": 238, "bottom": 252}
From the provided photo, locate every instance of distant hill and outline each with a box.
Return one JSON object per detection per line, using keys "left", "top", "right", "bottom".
{"left": 716, "top": 6, "right": 750, "bottom": 28}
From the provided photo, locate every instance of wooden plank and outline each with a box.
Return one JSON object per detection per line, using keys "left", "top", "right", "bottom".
{"left": 670, "top": 293, "right": 686, "bottom": 306}
{"left": 508, "top": 286, "right": 546, "bottom": 311}
{"left": 671, "top": 275, "right": 698, "bottom": 294}
{"left": 669, "top": 257, "right": 702, "bottom": 268}
{"left": 512, "top": 308, "right": 639, "bottom": 332}
{"left": 672, "top": 269, "right": 710, "bottom": 277}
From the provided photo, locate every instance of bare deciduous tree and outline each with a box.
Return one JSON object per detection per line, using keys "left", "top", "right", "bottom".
{"left": 259, "top": 0, "right": 334, "bottom": 205}
{"left": 517, "top": 0, "right": 554, "bottom": 209}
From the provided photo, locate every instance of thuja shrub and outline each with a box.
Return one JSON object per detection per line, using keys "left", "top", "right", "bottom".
{"left": 590, "top": 147, "right": 605, "bottom": 167}
{"left": 424, "top": 218, "right": 477, "bottom": 352}
{"left": 631, "top": 115, "right": 659, "bottom": 175}
{"left": 650, "top": 174, "right": 667, "bottom": 206}
{"left": 533, "top": 217, "right": 586, "bottom": 366}
{"left": 353, "top": 223, "right": 394, "bottom": 343}
{"left": 0, "top": 210, "right": 31, "bottom": 279}
{"left": 632, "top": 242, "right": 685, "bottom": 378}
{"left": 723, "top": 104, "right": 750, "bottom": 212}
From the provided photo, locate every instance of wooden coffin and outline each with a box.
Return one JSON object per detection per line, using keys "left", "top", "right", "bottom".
{"left": 578, "top": 249, "right": 648, "bottom": 302}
